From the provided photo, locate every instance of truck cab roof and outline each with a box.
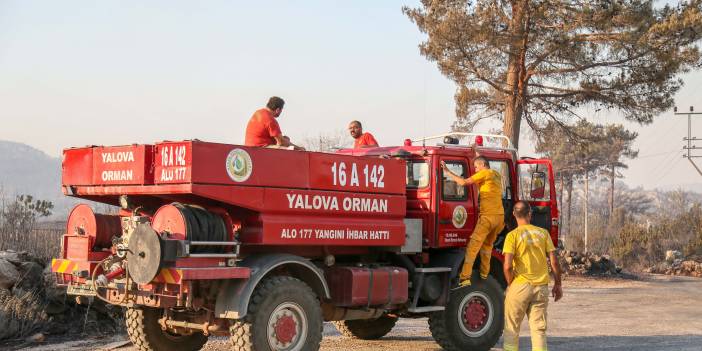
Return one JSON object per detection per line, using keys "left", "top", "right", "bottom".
{"left": 337, "top": 144, "right": 517, "bottom": 162}
{"left": 337, "top": 132, "right": 518, "bottom": 161}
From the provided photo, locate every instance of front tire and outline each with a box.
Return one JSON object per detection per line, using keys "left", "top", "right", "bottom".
{"left": 125, "top": 307, "right": 208, "bottom": 351}
{"left": 333, "top": 315, "right": 398, "bottom": 340}
{"left": 230, "top": 276, "right": 323, "bottom": 351}
{"left": 428, "top": 274, "right": 504, "bottom": 351}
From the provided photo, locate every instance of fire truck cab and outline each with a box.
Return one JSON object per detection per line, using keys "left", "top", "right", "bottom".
{"left": 342, "top": 133, "right": 559, "bottom": 254}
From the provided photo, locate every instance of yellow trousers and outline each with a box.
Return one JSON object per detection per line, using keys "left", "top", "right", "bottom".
{"left": 503, "top": 283, "right": 549, "bottom": 351}
{"left": 460, "top": 214, "right": 504, "bottom": 280}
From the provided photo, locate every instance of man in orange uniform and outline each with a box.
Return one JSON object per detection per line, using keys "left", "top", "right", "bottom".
{"left": 245, "top": 96, "right": 304, "bottom": 150}
{"left": 348, "top": 120, "right": 379, "bottom": 148}
{"left": 441, "top": 156, "right": 504, "bottom": 286}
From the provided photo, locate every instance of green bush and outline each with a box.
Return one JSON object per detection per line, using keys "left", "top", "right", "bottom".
{"left": 683, "top": 203, "right": 702, "bottom": 257}
{"left": 611, "top": 203, "right": 702, "bottom": 270}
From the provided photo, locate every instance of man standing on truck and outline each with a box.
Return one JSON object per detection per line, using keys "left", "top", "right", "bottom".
{"left": 441, "top": 156, "right": 504, "bottom": 286}
{"left": 245, "top": 96, "right": 305, "bottom": 150}
{"left": 502, "top": 201, "right": 562, "bottom": 351}
{"left": 348, "top": 120, "right": 379, "bottom": 148}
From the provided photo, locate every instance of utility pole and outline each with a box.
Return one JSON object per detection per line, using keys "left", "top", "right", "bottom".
{"left": 584, "top": 168, "right": 589, "bottom": 253}
{"left": 674, "top": 106, "right": 702, "bottom": 176}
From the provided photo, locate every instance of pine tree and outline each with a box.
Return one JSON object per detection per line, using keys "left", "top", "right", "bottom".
{"left": 599, "top": 125, "right": 638, "bottom": 216}
{"left": 404, "top": 0, "right": 702, "bottom": 148}
{"left": 536, "top": 120, "right": 614, "bottom": 251}
{"left": 535, "top": 121, "right": 579, "bottom": 234}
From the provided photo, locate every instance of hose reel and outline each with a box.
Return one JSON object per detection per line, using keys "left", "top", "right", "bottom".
{"left": 151, "top": 203, "right": 228, "bottom": 251}
{"left": 126, "top": 224, "right": 163, "bottom": 284}
{"left": 127, "top": 203, "right": 230, "bottom": 284}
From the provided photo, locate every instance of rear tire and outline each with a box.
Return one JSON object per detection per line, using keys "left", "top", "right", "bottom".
{"left": 333, "top": 315, "right": 398, "bottom": 340}
{"left": 125, "top": 307, "right": 208, "bottom": 351}
{"left": 230, "top": 276, "right": 323, "bottom": 351}
{"left": 428, "top": 274, "right": 504, "bottom": 351}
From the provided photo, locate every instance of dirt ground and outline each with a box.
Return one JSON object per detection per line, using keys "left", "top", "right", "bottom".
{"left": 21, "top": 274, "right": 702, "bottom": 351}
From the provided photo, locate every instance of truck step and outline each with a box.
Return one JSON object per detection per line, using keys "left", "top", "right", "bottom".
{"left": 408, "top": 306, "right": 445, "bottom": 313}
{"left": 414, "top": 267, "right": 452, "bottom": 273}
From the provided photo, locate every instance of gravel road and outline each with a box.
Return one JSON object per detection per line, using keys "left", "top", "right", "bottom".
{"left": 22, "top": 274, "right": 702, "bottom": 351}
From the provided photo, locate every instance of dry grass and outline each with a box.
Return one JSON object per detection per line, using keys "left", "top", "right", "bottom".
{"left": 0, "top": 196, "right": 125, "bottom": 343}
{"left": 0, "top": 289, "right": 49, "bottom": 340}
{"left": 0, "top": 224, "right": 63, "bottom": 263}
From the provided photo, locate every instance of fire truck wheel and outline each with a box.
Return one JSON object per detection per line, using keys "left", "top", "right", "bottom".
{"left": 125, "top": 307, "right": 208, "bottom": 351}
{"left": 332, "top": 315, "right": 398, "bottom": 340}
{"left": 230, "top": 276, "right": 323, "bottom": 351}
{"left": 428, "top": 274, "right": 504, "bottom": 351}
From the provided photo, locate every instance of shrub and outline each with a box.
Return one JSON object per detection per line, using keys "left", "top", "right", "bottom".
{"left": 0, "top": 195, "right": 62, "bottom": 262}
{"left": 612, "top": 203, "right": 702, "bottom": 270}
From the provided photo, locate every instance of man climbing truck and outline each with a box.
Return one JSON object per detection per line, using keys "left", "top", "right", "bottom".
{"left": 52, "top": 132, "right": 558, "bottom": 351}
{"left": 441, "top": 155, "right": 505, "bottom": 288}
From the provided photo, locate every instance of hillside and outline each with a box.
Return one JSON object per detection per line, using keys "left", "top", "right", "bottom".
{"left": 0, "top": 140, "right": 74, "bottom": 217}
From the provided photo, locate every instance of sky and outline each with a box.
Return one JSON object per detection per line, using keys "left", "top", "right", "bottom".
{"left": 0, "top": 0, "right": 699, "bottom": 190}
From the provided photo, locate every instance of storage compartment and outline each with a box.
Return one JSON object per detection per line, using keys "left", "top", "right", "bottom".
{"left": 62, "top": 144, "right": 155, "bottom": 186}
{"left": 64, "top": 235, "right": 91, "bottom": 261}
{"left": 62, "top": 235, "right": 111, "bottom": 261}
{"left": 62, "top": 147, "right": 93, "bottom": 186}
{"left": 325, "top": 266, "right": 408, "bottom": 307}
{"left": 92, "top": 145, "right": 155, "bottom": 185}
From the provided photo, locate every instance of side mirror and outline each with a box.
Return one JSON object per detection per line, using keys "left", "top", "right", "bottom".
{"left": 530, "top": 171, "right": 546, "bottom": 199}
{"left": 443, "top": 136, "right": 459, "bottom": 144}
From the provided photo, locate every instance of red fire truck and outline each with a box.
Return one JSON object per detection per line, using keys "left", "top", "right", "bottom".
{"left": 52, "top": 132, "right": 557, "bottom": 351}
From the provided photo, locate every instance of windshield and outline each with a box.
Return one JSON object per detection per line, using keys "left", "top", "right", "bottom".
{"left": 406, "top": 161, "right": 429, "bottom": 188}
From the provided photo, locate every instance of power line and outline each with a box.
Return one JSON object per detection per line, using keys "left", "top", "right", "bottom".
{"left": 637, "top": 149, "right": 680, "bottom": 159}
{"left": 647, "top": 149, "right": 681, "bottom": 179}
{"left": 637, "top": 121, "right": 679, "bottom": 154}
{"left": 653, "top": 157, "right": 683, "bottom": 185}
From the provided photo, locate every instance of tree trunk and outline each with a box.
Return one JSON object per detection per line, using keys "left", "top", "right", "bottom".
{"left": 502, "top": 0, "right": 529, "bottom": 150}
{"left": 609, "top": 165, "right": 615, "bottom": 216}
{"left": 558, "top": 173, "right": 564, "bottom": 237}
{"left": 503, "top": 96, "right": 523, "bottom": 149}
{"left": 566, "top": 177, "right": 573, "bottom": 237}
{"left": 584, "top": 170, "right": 589, "bottom": 253}
{"left": 558, "top": 174, "right": 564, "bottom": 214}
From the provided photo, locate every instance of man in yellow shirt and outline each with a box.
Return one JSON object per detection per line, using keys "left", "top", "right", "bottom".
{"left": 502, "top": 201, "right": 563, "bottom": 351}
{"left": 441, "top": 156, "right": 504, "bottom": 286}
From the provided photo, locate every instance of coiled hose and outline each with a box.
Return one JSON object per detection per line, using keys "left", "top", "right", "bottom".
{"left": 172, "top": 203, "right": 228, "bottom": 253}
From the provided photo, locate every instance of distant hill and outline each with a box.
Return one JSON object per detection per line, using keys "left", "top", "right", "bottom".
{"left": 0, "top": 140, "right": 74, "bottom": 217}
{"left": 657, "top": 182, "right": 702, "bottom": 194}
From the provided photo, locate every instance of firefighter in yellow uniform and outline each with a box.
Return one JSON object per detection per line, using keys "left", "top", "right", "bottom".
{"left": 441, "top": 156, "right": 504, "bottom": 286}
{"left": 502, "top": 201, "right": 563, "bottom": 351}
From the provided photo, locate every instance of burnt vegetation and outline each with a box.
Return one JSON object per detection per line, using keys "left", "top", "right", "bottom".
{"left": 0, "top": 193, "right": 123, "bottom": 344}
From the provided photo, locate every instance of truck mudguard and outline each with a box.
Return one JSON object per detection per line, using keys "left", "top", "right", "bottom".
{"left": 428, "top": 248, "right": 466, "bottom": 280}
{"left": 215, "top": 253, "right": 331, "bottom": 319}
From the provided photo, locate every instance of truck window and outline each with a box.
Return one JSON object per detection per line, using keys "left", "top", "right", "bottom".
{"left": 488, "top": 160, "right": 512, "bottom": 200}
{"left": 406, "top": 161, "right": 429, "bottom": 188}
{"left": 442, "top": 161, "right": 467, "bottom": 201}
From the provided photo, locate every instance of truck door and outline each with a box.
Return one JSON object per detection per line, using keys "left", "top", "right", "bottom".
{"left": 405, "top": 159, "right": 434, "bottom": 246}
{"left": 436, "top": 156, "right": 476, "bottom": 247}
{"left": 516, "top": 159, "right": 559, "bottom": 244}
{"left": 485, "top": 159, "right": 516, "bottom": 251}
